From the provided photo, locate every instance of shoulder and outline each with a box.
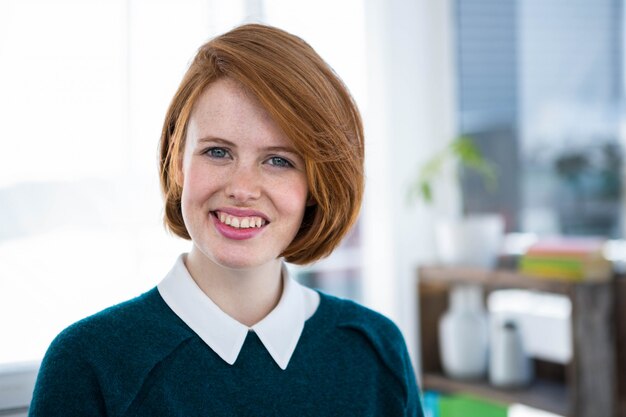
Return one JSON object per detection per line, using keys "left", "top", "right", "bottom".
{"left": 33, "top": 288, "right": 194, "bottom": 417}
{"left": 319, "top": 292, "right": 406, "bottom": 346}
{"left": 48, "top": 287, "right": 195, "bottom": 376}
{"left": 316, "top": 292, "right": 411, "bottom": 372}
{"left": 51, "top": 288, "right": 190, "bottom": 356}
{"left": 314, "top": 293, "right": 423, "bottom": 415}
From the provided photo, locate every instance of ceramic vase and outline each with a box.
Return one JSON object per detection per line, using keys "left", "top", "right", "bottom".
{"left": 435, "top": 214, "right": 505, "bottom": 268}
{"left": 439, "top": 284, "right": 489, "bottom": 379}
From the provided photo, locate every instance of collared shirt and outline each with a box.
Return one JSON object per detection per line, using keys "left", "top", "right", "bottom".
{"left": 157, "top": 254, "right": 320, "bottom": 370}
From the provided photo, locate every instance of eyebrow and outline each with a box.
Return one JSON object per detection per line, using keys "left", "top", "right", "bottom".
{"left": 197, "top": 136, "right": 232, "bottom": 146}
{"left": 197, "top": 136, "right": 300, "bottom": 155}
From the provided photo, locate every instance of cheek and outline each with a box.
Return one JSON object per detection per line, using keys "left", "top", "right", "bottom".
{"left": 283, "top": 177, "right": 310, "bottom": 219}
{"left": 182, "top": 164, "right": 219, "bottom": 197}
{"left": 180, "top": 175, "right": 212, "bottom": 219}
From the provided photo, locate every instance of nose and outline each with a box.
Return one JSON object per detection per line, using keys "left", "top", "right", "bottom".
{"left": 224, "top": 162, "right": 262, "bottom": 203}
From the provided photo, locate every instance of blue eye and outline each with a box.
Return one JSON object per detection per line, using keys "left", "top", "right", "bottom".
{"left": 205, "top": 147, "right": 229, "bottom": 158}
{"left": 268, "top": 156, "right": 293, "bottom": 168}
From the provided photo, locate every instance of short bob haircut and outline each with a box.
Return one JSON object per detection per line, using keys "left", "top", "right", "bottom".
{"left": 159, "top": 24, "right": 364, "bottom": 265}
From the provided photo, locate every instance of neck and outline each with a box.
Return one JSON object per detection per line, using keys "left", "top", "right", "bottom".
{"left": 184, "top": 248, "right": 284, "bottom": 327}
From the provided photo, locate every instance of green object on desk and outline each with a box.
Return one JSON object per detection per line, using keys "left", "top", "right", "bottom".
{"left": 438, "top": 394, "right": 508, "bottom": 417}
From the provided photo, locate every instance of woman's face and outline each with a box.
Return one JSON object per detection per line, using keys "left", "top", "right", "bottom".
{"left": 180, "top": 77, "right": 309, "bottom": 270}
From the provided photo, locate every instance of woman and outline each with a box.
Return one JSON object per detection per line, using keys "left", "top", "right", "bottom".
{"left": 30, "top": 24, "right": 424, "bottom": 416}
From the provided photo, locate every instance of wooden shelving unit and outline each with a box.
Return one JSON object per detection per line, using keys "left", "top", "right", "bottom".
{"left": 418, "top": 265, "right": 623, "bottom": 417}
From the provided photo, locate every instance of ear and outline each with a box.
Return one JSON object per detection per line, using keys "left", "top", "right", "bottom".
{"left": 306, "top": 195, "right": 316, "bottom": 207}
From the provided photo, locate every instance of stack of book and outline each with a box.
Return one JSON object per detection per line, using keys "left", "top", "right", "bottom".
{"left": 423, "top": 391, "right": 507, "bottom": 417}
{"left": 519, "top": 237, "right": 612, "bottom": 282}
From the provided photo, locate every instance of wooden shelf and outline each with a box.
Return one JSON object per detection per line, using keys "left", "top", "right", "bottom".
{"left": 422, "top": 372, "right": 569, "bottom": 416}
{"left": 417, "top": 265, "right": 620, "bottom": 417}
{"left": 418, "top": 265, "right": 607, "bottom": 295}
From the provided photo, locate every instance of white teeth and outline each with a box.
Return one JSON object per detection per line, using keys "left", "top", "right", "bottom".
{"left": 216, "top": 212, "right": 265, "bottom": 229}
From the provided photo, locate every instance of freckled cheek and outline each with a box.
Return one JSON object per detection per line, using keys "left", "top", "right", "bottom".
{"left": 280, "top": 179, "right": 309, "bottom": 217}
{"left": 183, "top": 168, "right": 225, "bottom": 202}
{"left": 181, "top": 180, "right": 217, "bottom": 230}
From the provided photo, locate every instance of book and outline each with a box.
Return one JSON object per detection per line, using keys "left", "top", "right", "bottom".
{"left": 519, "top": 237, "right": 612, "bottom": 281}
{"left": 422, "top": 390, "right": 440, "bottom": 417}
{"left": 438, "top": 394, "right": 508, "bottom": 417}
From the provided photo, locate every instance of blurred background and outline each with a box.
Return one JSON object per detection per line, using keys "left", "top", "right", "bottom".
{"left": 1, "top": 1, "right": 624, "bottom": 416}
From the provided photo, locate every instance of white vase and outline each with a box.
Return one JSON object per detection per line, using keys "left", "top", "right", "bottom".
{"left": 439, "top": 284, "right": 489, "bottom": 379}
{"left": 435, "top": 214, "right": 505, "bottom": 268}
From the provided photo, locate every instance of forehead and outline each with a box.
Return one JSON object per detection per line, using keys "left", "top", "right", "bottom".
{"left": 185, "top": 77, "right": 289, "bottom": 146}
{"left": 190, "top": 78, "right": 271, "bottom": 128}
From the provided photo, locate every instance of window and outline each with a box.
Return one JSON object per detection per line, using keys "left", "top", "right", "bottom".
{"left": 0, "top": 0, "right": 247, "bottom": 367}
{"left": 454, "top": 0, "right": 624, "bottom": 237}
{"left": 0, "top": 0, "right": 369, "bottom": 369}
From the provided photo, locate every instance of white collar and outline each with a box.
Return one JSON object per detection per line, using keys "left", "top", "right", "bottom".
{"left": 157, "top": 254, "right": 320, "bottom": 370}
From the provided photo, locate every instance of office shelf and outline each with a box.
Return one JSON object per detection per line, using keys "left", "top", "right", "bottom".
{"left": 418, "top": 265, "right": 622, "bottom": 417}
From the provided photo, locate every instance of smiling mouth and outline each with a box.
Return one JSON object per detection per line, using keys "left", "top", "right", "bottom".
{"left": 213, "top": 211, "right": 268, "bottom": 229}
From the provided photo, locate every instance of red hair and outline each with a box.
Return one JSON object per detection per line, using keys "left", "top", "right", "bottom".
{"left": 160, "top": 24, "right": 364, "bottom": 264}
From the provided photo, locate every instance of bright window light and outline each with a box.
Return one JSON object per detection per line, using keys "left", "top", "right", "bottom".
{"left": 0, "top": 0, "right": 368, "bottom": 367}
{"left": 0, "top": 0, "right": 246, "bottom": 366}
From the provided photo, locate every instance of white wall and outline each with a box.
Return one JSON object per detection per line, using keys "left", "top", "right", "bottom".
{"left": 361, "top": 0, "right": 457, "bottom": 372}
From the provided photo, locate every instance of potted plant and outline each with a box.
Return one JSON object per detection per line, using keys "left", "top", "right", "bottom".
{"left": 408, "top": 136, "right": 504, "bottom": 268}
{"left": 408, "top": 135, "right": 496, "bottom": 206}
{"left": 410, "top": 137, "right": 503, "bottom": 381}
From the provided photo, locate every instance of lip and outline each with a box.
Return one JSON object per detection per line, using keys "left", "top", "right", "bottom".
{"left": 210, "top": 207, "right": 269, "bottom": 241}
{"left": 213, "top": 207, "right": 270, "bottom": 222}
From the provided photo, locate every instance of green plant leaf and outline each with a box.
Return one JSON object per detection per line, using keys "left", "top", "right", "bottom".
{"left": 407, "top": 135, "right": 497, "bottom": 206}
{"left": 421, "top": 182, "right": 432, "bottom": 204}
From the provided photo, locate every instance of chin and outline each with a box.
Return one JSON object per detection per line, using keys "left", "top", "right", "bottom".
{"left": 192, "top": 236, "right": 281, "bottom": 271}
{"left": 211, "top": 251, "right": 273, "bottom": 271}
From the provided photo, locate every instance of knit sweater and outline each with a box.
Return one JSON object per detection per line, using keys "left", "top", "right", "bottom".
{"left": 29, "top": 288, "right": 424, "bottom": 416}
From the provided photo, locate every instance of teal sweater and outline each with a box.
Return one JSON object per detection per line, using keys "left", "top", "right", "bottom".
{"left": 30, "top": 288, "right": 424, "bottom": 416}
